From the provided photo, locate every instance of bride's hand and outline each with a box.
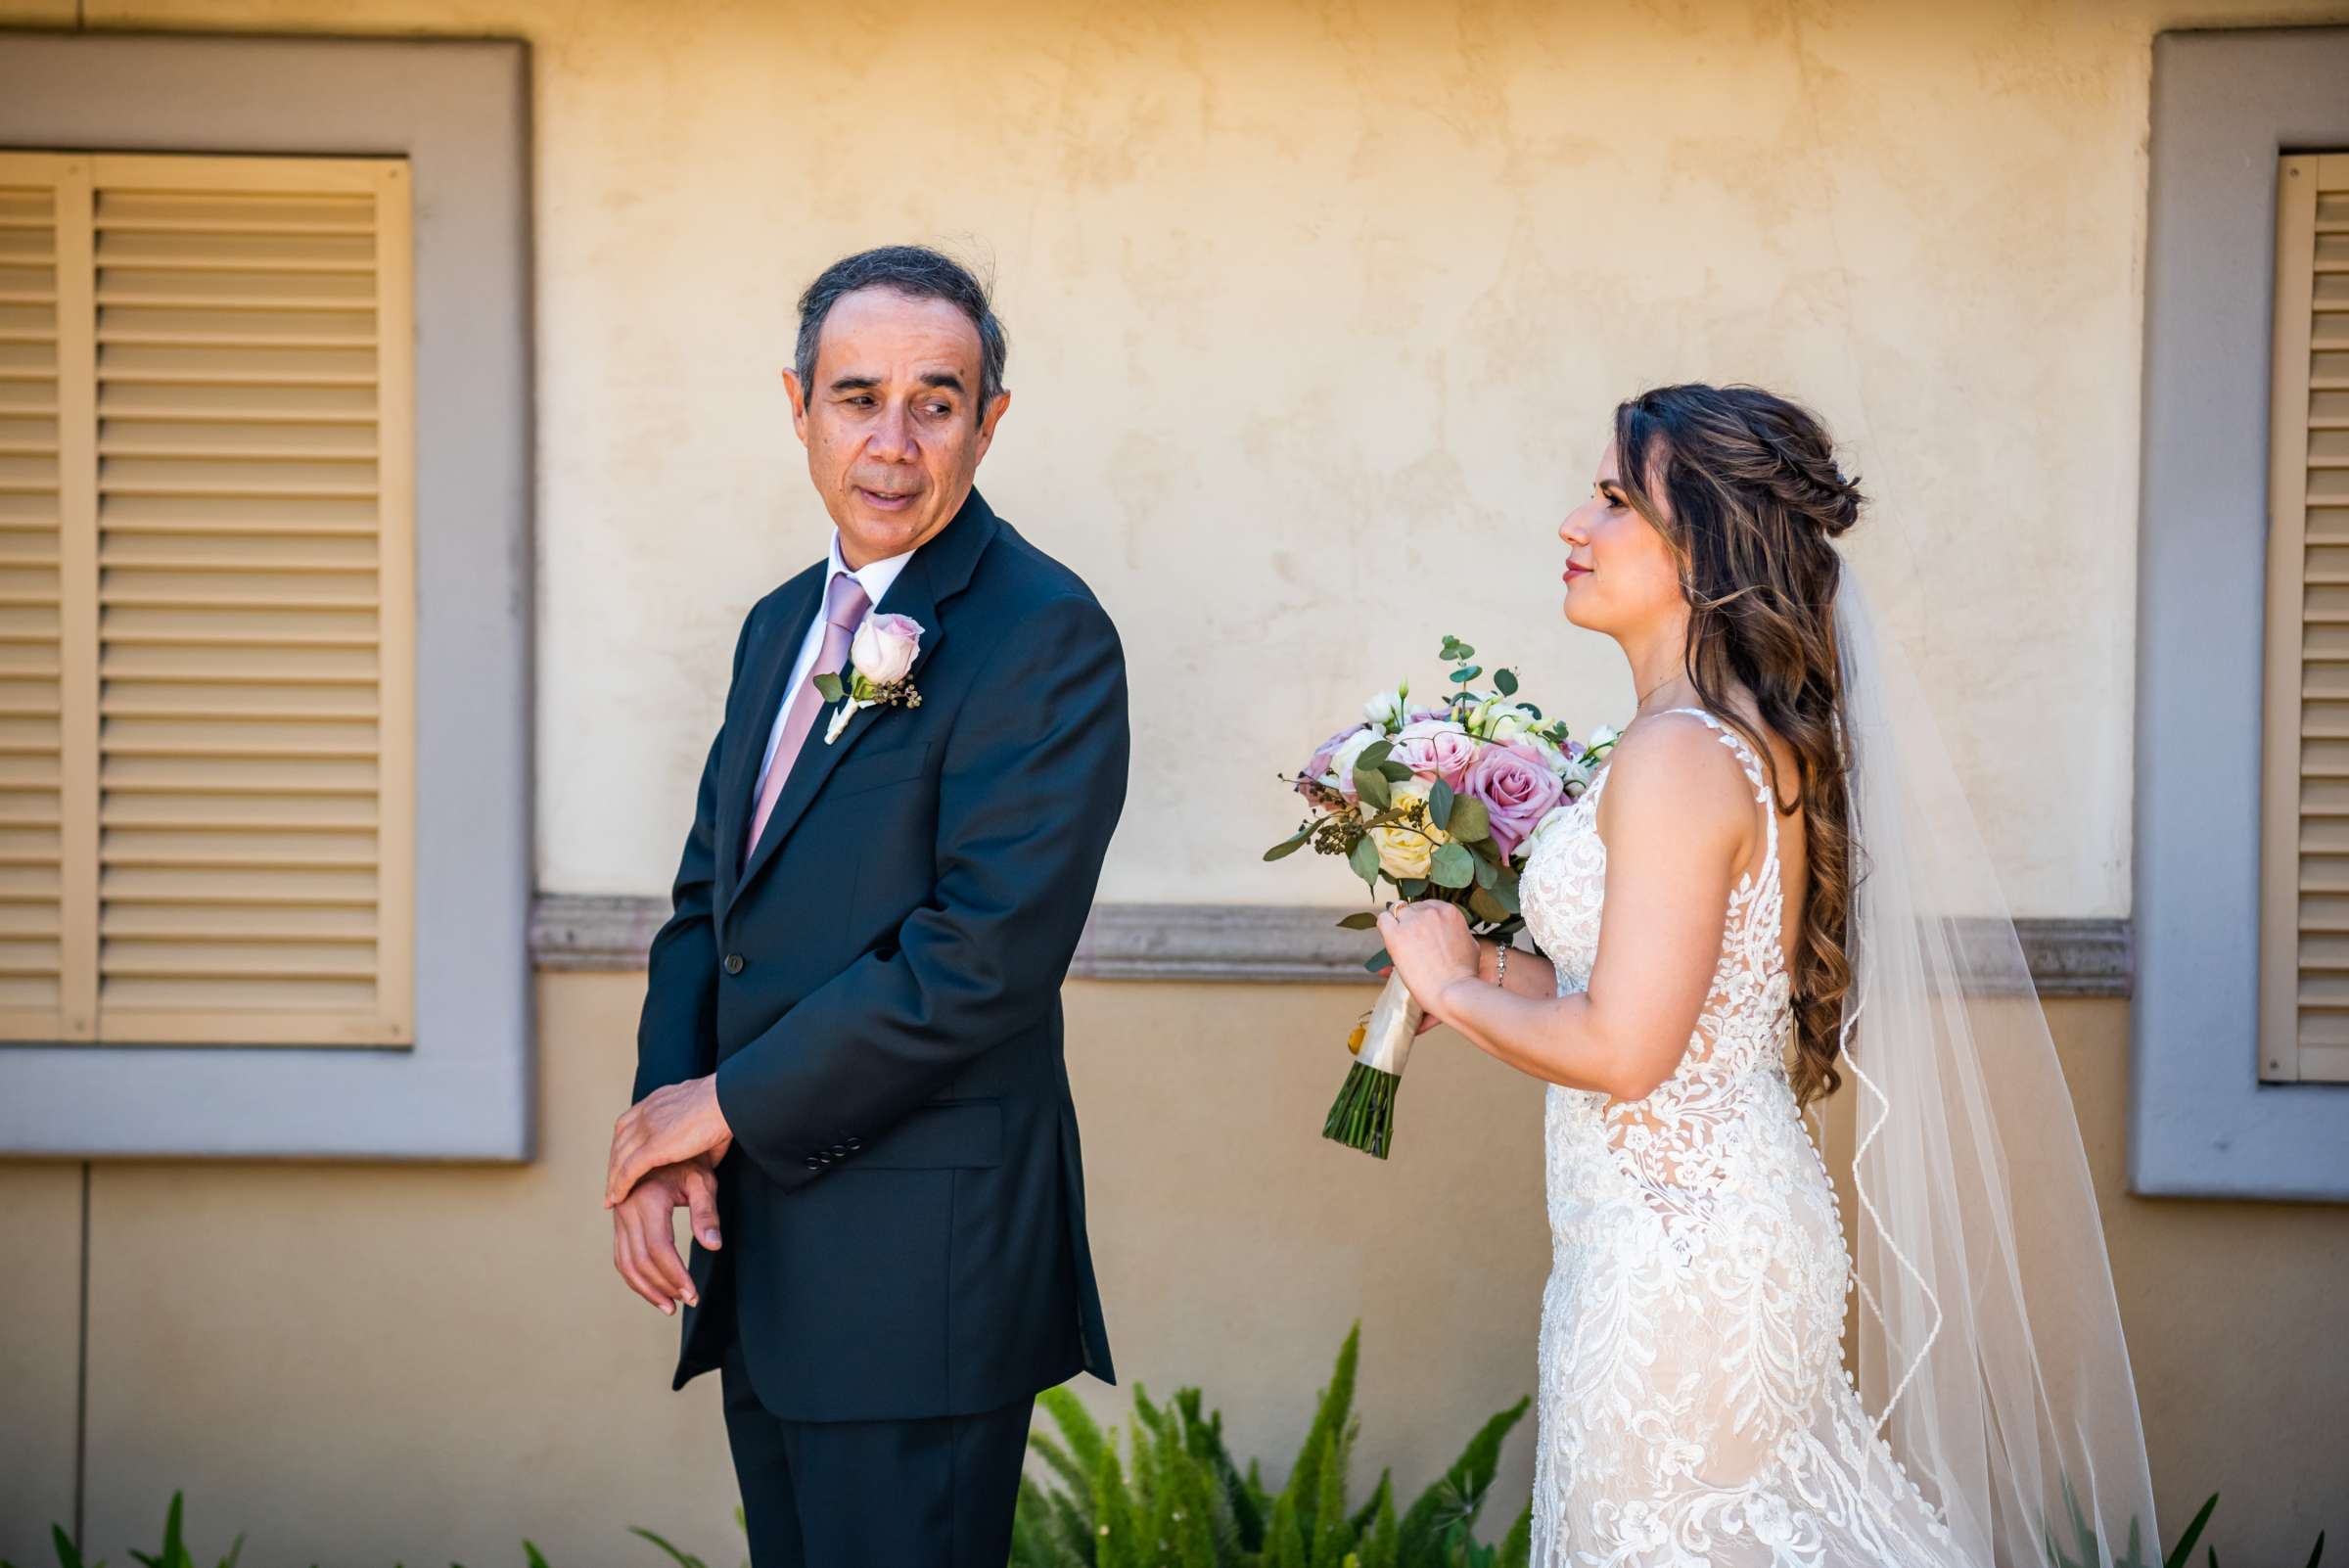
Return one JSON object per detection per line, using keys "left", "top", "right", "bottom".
{"left": 1376, "top": 899, "right": 1480, "bottom": 1018}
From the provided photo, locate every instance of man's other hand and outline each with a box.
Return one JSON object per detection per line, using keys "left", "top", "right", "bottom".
{"left": 605, "top": 1075, "right": 732, "bottom": 1209}
{"left": 610, "top": 1152, "right": 722, "bottom": 1315}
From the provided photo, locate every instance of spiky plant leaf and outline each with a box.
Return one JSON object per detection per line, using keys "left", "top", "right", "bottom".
{"left": 1348, "top": 1470, "right": 1392, "bottom": 1545}
{"left": 1497, "top": 1503, "right": 1533, "bottom": 1568}
{"left": 2165, "top": 1496, "right": 2219, "bottom": 1568}
{"left": 1092, "top": 1442, "right": 1141, "bottom": 1568}
{"left": 1280, "top": 1323, "right": 1361, "bottom": 1547}
{"left": 1397, "top": 1399, "right": 1529, "bottom": 1564}
{"left": 626, "top": 1527, "right": 710, "bottom": 1568}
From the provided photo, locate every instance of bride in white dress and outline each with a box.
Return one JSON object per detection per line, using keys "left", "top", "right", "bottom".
{"left": 1378, "top": 385, "right": 2157, "bottom": 1567}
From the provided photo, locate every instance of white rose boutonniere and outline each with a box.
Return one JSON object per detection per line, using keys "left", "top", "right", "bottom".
{"left": 815, "top": 613, "right": 926, "bottom": 744}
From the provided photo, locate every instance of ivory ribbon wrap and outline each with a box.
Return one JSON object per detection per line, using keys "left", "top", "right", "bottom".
{"left": 1356, "top": 971, "right": 1424, "bottom": 1076}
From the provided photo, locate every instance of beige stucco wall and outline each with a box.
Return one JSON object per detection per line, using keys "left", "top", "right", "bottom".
{"left": 2, "top": 0, "right": 2346, "bottom": 1563}
{"left": 6, "top": 0, "right": 2343, "bottom": 917}
{"left": 3, "top": 985, "right": 2344, "bottom": 1565}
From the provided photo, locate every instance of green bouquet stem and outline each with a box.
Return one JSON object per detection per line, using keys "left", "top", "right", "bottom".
{"left": 1323, "top": 972, "right": 1424, "bottom": 1159}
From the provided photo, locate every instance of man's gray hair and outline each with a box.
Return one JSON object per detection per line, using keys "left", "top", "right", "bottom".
{"left": 793, "top": 246, "right": 1008, "bottom": 416}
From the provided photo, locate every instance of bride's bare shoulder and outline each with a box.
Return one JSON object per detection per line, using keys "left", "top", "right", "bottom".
{"left": 1592, "top": 710, "right": 1757, "bottom": 843}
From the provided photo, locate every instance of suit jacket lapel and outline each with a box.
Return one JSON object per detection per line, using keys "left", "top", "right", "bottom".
{"left": 715, "top": 566, "right": 822, "bottom": 920}
{"left": 724, "top": 487, "right": 1001, "bottom": 923}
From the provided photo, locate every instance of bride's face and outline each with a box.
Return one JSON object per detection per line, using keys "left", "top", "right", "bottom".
{"left": 1559, "top": 440, "right": 1683, "bottom": 635}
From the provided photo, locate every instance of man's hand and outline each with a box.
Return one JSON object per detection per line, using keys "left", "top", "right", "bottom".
{"left": 611, "top": 1152, "right": 722, "bottom": 1315}
{"left": 605, "top": 1075, "right": 732, "bottom": 1209}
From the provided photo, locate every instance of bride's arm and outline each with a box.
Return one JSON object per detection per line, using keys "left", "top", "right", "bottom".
{"left": 1378, "top": 716, "right": 1749, "bottom": 1099}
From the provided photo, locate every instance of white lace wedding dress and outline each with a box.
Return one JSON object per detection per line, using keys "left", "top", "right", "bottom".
{"left": 1516, "top": 708, "right": 1970, "bottom": 1568}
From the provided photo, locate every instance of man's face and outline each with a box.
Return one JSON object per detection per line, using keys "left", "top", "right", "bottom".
{"left": 782, "top": 287, "right": 1011, "bottom": 569}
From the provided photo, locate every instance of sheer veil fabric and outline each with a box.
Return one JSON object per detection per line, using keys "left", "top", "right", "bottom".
{"left": 1830, "top": 563, "right": 2157, "bottom": 1565}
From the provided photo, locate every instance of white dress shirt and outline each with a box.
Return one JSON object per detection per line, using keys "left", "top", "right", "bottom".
{"left": 751, "top": 530, "right": 916, "bottom": 801}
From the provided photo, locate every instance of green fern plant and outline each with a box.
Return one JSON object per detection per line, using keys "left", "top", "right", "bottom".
{"left": 1008, "top": 1323, "right": 1533, "bottom": 1568}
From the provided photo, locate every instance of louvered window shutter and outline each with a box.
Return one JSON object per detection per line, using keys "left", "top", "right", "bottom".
{"left": 2264, "top": 153, "right": 2349, "bottom": 1084}
{"left": 0, "top": 153, "right": 412, "bottom": 1047}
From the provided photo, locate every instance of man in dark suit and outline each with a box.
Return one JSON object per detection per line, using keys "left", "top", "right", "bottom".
{"left": 602, "top": 246, "right": 1127, "bottom": 1567}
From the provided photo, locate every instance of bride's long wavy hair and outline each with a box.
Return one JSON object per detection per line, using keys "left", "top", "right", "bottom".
{"left": 1609, "top": 384, "right": 1860, "bottom": 1105}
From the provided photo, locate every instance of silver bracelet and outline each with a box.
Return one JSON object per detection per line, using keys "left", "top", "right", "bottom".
{"left": 1493, "top": 940, "right": 1509, "bottom": 988}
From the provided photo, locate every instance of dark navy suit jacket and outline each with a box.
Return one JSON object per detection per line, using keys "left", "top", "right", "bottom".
{"left": 631, "top": 487, "right": 1127, "bottom": 1421}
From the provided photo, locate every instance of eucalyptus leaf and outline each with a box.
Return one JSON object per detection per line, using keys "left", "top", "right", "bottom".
{"left": 1495, "top": 669, "right": 1519, "bottom": 696}
{"left": 812, "top": 671, "right": 846, "bottom": 703}
{"left": 1449, "top": 796, "right": 1493, "bottom": 843}
{"left": 1378, "top": 760, "right": 1413, "bottom": 783}
{"left": 1349, "top": 835, "right": 1383, "bottom": 888}
{"left": 1359, "top": 740, "right": 1395, "bottom": 768}
{"left": 1355, "top": 766, "right": 1393, "bottom": 810}
{"left": 1263, "top": 829, "right": 1313, "bottom": 862}
{"left": 1400, "top": 877, "right": 1429, "bottom": 898}
{"left": 1454, "top": 643, "right": 1476, "bottom": 660}
{"left": 1363, "top": 945, "right": 1392, "bottom": 974}
{"left": 1428, "top": 779, "right": 1456, "bottom": 832}
{"left": 1467, "top": 885, "right": 1510, "bottom": 924}
{"left": 1472, "top": 851, "right": 1498, "bottom": 890}
{"left": 1491, "top": 873, "right": 1522, "bottom": 915}
{"left": 1430, "top": 843, "right": 1476, "bottom": 889}
{"left": 1336, "top": 911, "right": 1381, "bottom": 931}
{"left": 1449, "top": 666, "right": 1481, "bottom": 685}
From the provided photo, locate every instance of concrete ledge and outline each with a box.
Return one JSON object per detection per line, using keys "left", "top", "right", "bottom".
{"left": 532, "top": 895, "right": 2134, "bottom": 997}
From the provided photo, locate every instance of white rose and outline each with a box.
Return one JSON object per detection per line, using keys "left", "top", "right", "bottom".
{"left": 850, "top": 613, "right": 922, "bottom": 687}
{"left": 1520, "top": 730, "right": 1569, "bottom": 773}
{"left": 1490, "top": 711, "right": 1531, "bottom": 744}
{"left": 1522, "top": 801, "right": 1575, "bottom": 852}
{"left": 1362, "top": 687, "right": 1405, "bottom": 728}
{"left": 1589, "top": 722, "right": 1620, "bottom": 751}
{"left": 1330, "top": 727, "right": 1382, "bottom": 794}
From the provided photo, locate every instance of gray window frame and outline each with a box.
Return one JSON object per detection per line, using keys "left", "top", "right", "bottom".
{"left": 0, "top": 32, "right": 534, "bottom": 1160}
{"left": 2135, "top": 24, "right": 2349, "bottom": 1200}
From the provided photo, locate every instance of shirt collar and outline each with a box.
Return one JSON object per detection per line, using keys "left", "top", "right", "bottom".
{"left": 825, "top": 530, "right": 916, "bottom": 610}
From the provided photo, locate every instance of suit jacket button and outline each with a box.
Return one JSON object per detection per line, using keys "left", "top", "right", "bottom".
{"left": 845, "top": 1137, "right": 862, "bottom": 1151}
{"left": 723, "top": 953, "right": 745, "bottom": 975}
{"left": 828, "top": 1144, "right": 848, "bottom": 1157}
{"left": 805, "top": 1156, "right": 822, "bottom": 1171}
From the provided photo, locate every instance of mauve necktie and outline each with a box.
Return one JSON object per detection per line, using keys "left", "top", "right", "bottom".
{"left": 742, "top": 571, "right": 870, "bottom": 868}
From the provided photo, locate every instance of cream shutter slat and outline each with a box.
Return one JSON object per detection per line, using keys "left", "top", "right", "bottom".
{"left": 88, "top": 155, "right": 412, "bottom": 1047}
{"left": 0, "top": 155, "right": 93, "bottom": 1039}
{"left": 2264, "top": 153, "right": 2349, "bottom": 1083}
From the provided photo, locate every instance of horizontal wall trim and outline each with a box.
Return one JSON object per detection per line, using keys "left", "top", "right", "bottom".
{"left": 531, "top": 895, "right": 2134, "bottom": 997}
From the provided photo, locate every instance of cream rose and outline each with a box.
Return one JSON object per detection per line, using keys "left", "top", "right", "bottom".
{"left": 1370, "top": 777, "right": 1450, "bottom": 880}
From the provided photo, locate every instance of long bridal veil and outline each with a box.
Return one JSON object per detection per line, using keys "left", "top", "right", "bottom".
{"left": 1830, "top": 563, "right": 2158, "bottom": 1567}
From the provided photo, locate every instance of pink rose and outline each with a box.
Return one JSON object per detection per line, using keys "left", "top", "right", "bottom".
{"left": 1463, "top": 739, "right": 1566, "bottom": 860}
{"left": 851, "top": 613, "right": 923, "bottom": 686}
{"left": 1391, "top": 718, "right": 1480, "bottom": 789}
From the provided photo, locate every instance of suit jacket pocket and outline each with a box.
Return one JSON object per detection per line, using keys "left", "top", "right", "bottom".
{"left": 827, "top": 737, "right": 933, "bottom": 799}
{"left": 854, "top": 1096, "right": 1002, "bottom": 1170}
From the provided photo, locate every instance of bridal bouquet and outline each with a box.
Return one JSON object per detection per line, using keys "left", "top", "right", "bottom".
{"left": 1266, "top": 636, "right": 1618, "bottom": 1159}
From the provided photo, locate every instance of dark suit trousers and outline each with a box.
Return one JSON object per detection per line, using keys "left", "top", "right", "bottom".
{"left": 719, "top": 1328, "right": 1033, "bottom": 1567}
